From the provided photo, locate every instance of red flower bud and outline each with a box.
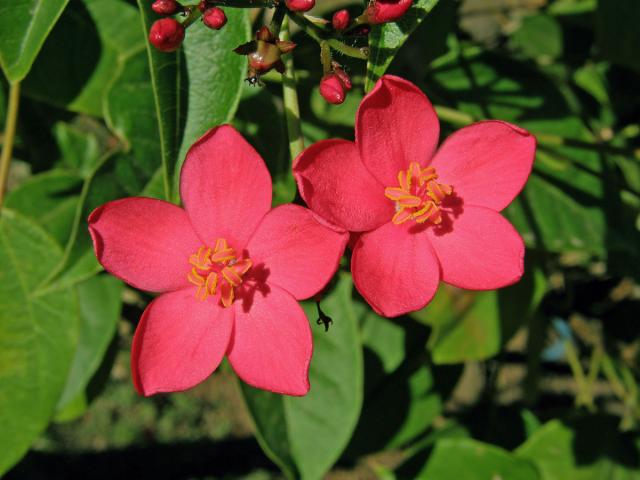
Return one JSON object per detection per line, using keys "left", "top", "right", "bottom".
{"left": 320, "top": 74, "right": 346, "bottom": 105}
{"left": 149, "top": 18, "right": 185, "bottom": 52}
{"left": 152, "top": 0, "right": 179, "bottom": 15}
{"left": 203, "top": 7, "right": 227, "bottom": 30}
{"left": 332, "top": 9, "right": 350, "bottom": 31}
{"left": 285, "top": 0, "right": 315, "bottom": 12}
{"left": 333, "top": 65, "right": 352, "bottom": 91}
{"left": 365, "top": 0, "right": 413, "bottom": 24}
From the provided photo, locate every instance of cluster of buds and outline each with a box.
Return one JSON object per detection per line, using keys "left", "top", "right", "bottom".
{"left": 234, "top": 27, "right": 296, "bottom": 85}
{"left": 148, "top": 0, "right": 228, "bottom": 53}
{"left": 319, "top": 63, "right": 352, "bottom": 105}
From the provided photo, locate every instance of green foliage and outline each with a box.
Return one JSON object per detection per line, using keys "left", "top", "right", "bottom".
{"left": 0, "top": 210, "right": 79, "bottom": 474}
{"left": 0, "top": 0, "right": 69, "bottom": 82}
{"left": 1, "top": 0, "right": 639, "bottom": 478}
{"left": 242, "top": 273, "right": 363, "bottom": 479}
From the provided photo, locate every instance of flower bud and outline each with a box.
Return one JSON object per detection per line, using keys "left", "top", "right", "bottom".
{"left": 365, "top": 0, "right": 413, "bottom": 24}
{"left": 149, "top": 18, "right": 185, "bottom": 52}
{"left": 332, "top": 9, "right": 350, "bottom": 31}
{"left": 203, "top": 7, "right": 227, "bottom": 30}
{"left": 333, "top": 64, "right": 352, "bottom": 91}
{"left": 152, "top": 0, "right": 179, "bottom": 15}
{"left": 319, "top": 74, "right": 346, "bottom": 105}
{"left": 285, "top": 0, "right": 315, "bottom": 12}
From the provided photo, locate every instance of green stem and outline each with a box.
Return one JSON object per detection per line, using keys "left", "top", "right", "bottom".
{"left": 288, "top": 12, "right": 369, "bottom": 60}
{"left": 320, "top": 41, "right": 332, "bottom": 74}
{"left": 280, "top": 18, "right": 304, "bottom": 161}
{"left": 0, "top": 82, "right": 20, "bottom": 211}
{"left": 181, "top": 7, "right": 202, "bottom": 28}
{"left": 564, "top": 340, "right": 589, "bottom": 407}
{"left": 269, "top": 3, "right": 286, "bottom": 37}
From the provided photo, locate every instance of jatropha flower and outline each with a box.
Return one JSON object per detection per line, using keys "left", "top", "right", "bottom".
{"left": 293, "top": 75, "right": 535, "bottom": 317}
{"left": 89, "top": 125, "right": 348, "bottom": 395}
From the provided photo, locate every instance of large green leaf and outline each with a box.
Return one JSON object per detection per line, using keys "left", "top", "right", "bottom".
{"left": 516, "top": 417, "right": 640, "bottom": 480}
{"left": 426, "top": 45, "right": 640, "bottom": 260}
{"left": 365, "top": 0, "right": 440, "bottom": 91}
{"left": 0, "top": 0, "right": 69, "bottom": 82}
{"left": 414, "top": 264, "right": 546, "bottom": 364}
{"left": 417, "top": 438, "right": 540, "bottom": 479}
{"left": 241, "top": 273, "right": 363, "bottom": 479}
{"left": 0, "top": 210, "right": 79, "bottom": 474}
{"left": 4, "top": 170, "right": 82, "bottom": 245}
{"left": 173, "top": 10, "right": 249, "bottom": 196}
{"left": 136, "top": 0, "right": 183, "bottom": 200}
{"left": 345, "top": 311, "right": 457, "bottom": 457}
{"left": 22, "top": 0, "right": 143, "bottom": 116}
{"left": 56, "top": 274, "right": 122, "bottom": 412}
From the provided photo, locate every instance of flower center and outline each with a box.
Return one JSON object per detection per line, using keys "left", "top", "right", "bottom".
{"left": 384, "top": 162, "right": 453, "bottom": 225}
{"left": 187, "top": 238, "right": 252, "bottom": 307}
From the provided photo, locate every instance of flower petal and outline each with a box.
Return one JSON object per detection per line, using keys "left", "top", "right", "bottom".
{"left": 356, "top": 75, "right": 440, "bottom": 186}
{"left": 246, "top": 204, "right": 348, "bottom": 300}
{"left": 180, "top": 125, "right": 272, "bottom": 249}
{"left": 294, "top": 139, "right": 393, "bottom": 232}
{"left": 427, "top": 205, "right": 524, "bottom": 290}
{"left": 429, "top": 121, "right": 536, "bottom": 211}
{"left": 351, "top": 221, "right": 441, "bottom": 317}
{"left": 131, "top": 289, "right": 234, "bottom": 396}
{"left": 88, "top": 197, "right": 201, "bottom": 292}
{"left": 228, "top": 285, "right": 312, "bottom": 395}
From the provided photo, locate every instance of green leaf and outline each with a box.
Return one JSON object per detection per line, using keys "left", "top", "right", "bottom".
{"left": 136, "top": 0, "right": 184, "bottom": 200}
{"left": 0, "top": 210, "right": 79, "bottom": 474}
{"left": 234, "top": 85, "right": 293, "bottom": 206}
{"left": 173, "top": 10, "right": 250, "bottom": 196}
{"left": 22, "top": 0, "right": 144, "bottom": 116}
{"left": 0, "top": 0, "right": 69, "bottom": 82}
{"left": 417, "top": 438, "right": 540, "bottom": 480}
{"left": 4, "top": 170, "right": 82, "bottom": 245}
{"left": 241, "top": 273, "right": 363, "bottom": 479}
{"left": 52, "top": 121, "right": 102, "bottom": 177}
{"left": 427, "top": 45, "right": 639, "bottom": 259}
{"left": 345, "top": 312, "right": 454, "bottom": 457}
{"left": 516, "top": 417, "right": 640, "bottom": 480}
{"left": 365, "top": 0, "right": 440, "bottom": 91}
{"left": 56, "top": 274, "right": 122, "bottom": 411}
{"left": 596, "top": 0, "right": 640, "bottom": 73}
{"left": 510, "top": 14, "right": 563, "bottom": 62}
{"left": 415, "top": 264, "right": 546, "bottom": 364}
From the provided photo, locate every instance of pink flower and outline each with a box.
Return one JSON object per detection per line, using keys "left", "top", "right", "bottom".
{"left": 89, "top": 125, "right": 348, "bottom": 396}
{"left": 293, "top": 76, "right": 535, "bottom": 317}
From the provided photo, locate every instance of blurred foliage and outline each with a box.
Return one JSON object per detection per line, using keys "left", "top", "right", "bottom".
{"left": 1, "top": 0, "right": 640, "bottom": 478}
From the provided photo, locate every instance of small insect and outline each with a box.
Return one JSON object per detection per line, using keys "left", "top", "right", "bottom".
{"left": 315, "top": 298, "right": 333, "bottom": 332}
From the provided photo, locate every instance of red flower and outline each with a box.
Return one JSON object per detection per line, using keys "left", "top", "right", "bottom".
{"left": 293, "top": 76, "right": 535, "bottom": 317}
{"left": 89, "top": 126, "right": 348, "bottom": 395}
{"left": 365, "top": 0, "right": 413, "bottom": 24}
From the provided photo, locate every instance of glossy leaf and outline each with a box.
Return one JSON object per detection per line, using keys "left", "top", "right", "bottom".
{"left": 0, "top": 210, "right": 79, "bottom": 474}
{"left": 136, "top": 0, "right": 184, "bottom": 200}
{"left": 366, "top": 0, "right": 440, "bottom": 91}
{"left": 241, "top": 273, "right": 363, "bottom": 479}
{"left": 56, "top": 275, "right": 123, "bottom": 411}
{"left": 0, "top": 0, "right": 69, "bottom": 82}
{"left": 417, "top": 438, "right": 540, "bottom": 479}
{"left": 516, "top": 417, "right": 640, "bottom": 480}
{"left": 414, "top": 264, "right": 546, "bottom": 364}
{"left": 22, "top": 0, "right": 144, "bottom": 116}
{"left": 174, "top": 10, "right": 249, "bottom": 196}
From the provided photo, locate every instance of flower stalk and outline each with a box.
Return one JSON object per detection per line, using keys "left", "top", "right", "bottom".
{"left": 280, "top": 18, "right": 305, "bottom": 161}
{"left": 0, "top": 82, "right": 20, "bottom": 211}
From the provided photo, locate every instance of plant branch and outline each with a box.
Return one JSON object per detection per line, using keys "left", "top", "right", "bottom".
{"left": 287, "top": 12, "right": 369, "bottom": 60}
{"left": 280, "top": 18, "right": 304, "bottom": 161}
{"left": 0, "top": 82, "right": 21, "bottom": 211}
